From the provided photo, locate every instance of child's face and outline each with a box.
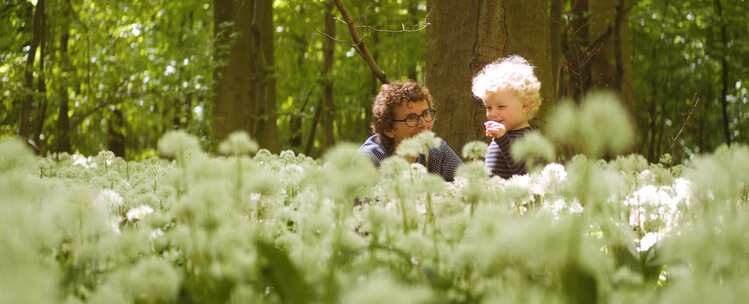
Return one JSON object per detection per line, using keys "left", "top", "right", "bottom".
{"left": 483, "top": 90, "right": 531, "bottom": 130}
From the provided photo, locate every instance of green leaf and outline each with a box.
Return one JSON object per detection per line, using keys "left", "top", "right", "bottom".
{"left": 256, "top": 240, "right": 314, "bottom": 304}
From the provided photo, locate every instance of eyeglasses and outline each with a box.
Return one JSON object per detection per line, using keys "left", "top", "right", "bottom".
{"left": 392, "top": 109, "right": 437, "bottom": 127}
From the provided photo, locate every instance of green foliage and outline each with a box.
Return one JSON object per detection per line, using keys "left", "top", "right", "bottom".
{"left": 219, "top": 131, "right": 259, "bottom": 156}
{"left": 546, "top": 92, "right": 634, "bottom": 158}
{"left": 3, "top": 129, "right": 749, "bottom": 303}
{"left": 461, "top": 140, "right": 488, "bottom": 161}
{"left": 511, "top": 130, "right": 556, "bottom": 168}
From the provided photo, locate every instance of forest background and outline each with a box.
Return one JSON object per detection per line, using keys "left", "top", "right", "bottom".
{"left": 1, "top": 0, "right": 748, "bottom": 162}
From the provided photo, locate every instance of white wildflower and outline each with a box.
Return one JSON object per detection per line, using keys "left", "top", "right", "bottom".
{"left": 569, "top": 199, "right": 583, "bottom": 214}
{"left": 126, "top": 205, "right": 155, "bottom": 221}
{"left": 248, "top": 193, "right": 261, "bottom": 204}
{"left": 415, "top": 202, "right": 426, "bottom": 215}
{"left": 150, "top": 228, "right": 164, "bottom": 239}
{"left": 110, "top": 217, "right": 122, "bottom": 234}
{"left": 637, "top": 169, "right": 655, "bottom": 185}
{"left": 672, "top": 177, "right": 692, "bottom": 206}
{"left": 539, "top": 163, "right": 567, "bottom": 184}
{"left": 638, "top": 232, "right": 659, "bottom": 252}
{"left": 72, "top": 154, "right": 96, "bottom": 169}
{"left": 95, "top": 189, "right": 124, "bottom": 209}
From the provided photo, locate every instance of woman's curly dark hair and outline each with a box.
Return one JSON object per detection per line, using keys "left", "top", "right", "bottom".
{"left": 371, "top": 81, "right": 433, "bottom": 154}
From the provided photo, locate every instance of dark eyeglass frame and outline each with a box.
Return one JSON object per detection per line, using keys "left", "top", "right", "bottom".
{"left": 391, "top": 108, "right": 437, "bottom": 127}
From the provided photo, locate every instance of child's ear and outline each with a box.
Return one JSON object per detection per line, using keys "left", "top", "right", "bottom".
{"left": 522, "top": 98, "right": 532, "bottom": 113}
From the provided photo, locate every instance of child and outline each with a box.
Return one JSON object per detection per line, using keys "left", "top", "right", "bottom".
{"left": 471, "top": 55, "right": 543, "bottom": 179}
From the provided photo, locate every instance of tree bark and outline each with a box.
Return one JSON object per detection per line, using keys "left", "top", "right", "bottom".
{"left": 251, "top": 0, "right": 279, "bottom": 151}
{"left": 213, "top": 0, "right": 277, "bottom": 150}
{"left": 550, "top": 0, "right": 563, "bottom": 101}
{"left": 563, "top": 0, "right": 591, "bottom": 101}
{"left": 426, "top": 0, "right": 553, "bottom": 151}
{"left": 305, "top": 98, "right": 323, "bottom": 156}
{"left": 107, "top": 108, "right": 126, "bottom": 158}
{"left": 321, "top": 0, "right": 336, "bottom": 150}
{"left": 589, "top": 0, "right": 635, "bottom": 114}
{"left": 32, "top": 1, "right": 48, "bottom": 151}
{"left": 714, "top": 0, "right": 731, "bottom": 145}
{"left": 19, "top": 0, "right": 44, "bottom": 145}
{"left": 56, "top": 0, "right": 72, "bottom": 153}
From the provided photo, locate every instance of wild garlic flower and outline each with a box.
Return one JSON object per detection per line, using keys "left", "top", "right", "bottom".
{"left": 218, "top": 131, "right": 258, "bottom": 156}
{"left": 126, "top": 205, "right": 155, "bottom": 222}
{"left": 396, "top": 131, "right": 442, "bottom": 159}
{"left": 157, "top": 130, "right": 201, "bottom": 158}
{"left": 71, "top": 153, "right": 96, "bottom": 169}
{"left": 95, "top": 189, "right": 124, "bottom": 209}
{"left": 638, "top": 232, "right": 659, "bottom": 252}
{"left": 461, "top": 141, "right": 488, "bottom": 161}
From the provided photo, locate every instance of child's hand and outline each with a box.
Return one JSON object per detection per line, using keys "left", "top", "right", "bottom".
{"left": 484, "top": 121, "right": 507, "bottom": 138}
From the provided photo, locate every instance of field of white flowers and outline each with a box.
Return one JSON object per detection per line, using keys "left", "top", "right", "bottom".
{"left": 2, "top": 94, "right": 749, "bottom": 304}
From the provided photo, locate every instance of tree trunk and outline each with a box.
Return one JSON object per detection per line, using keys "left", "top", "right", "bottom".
{"left": 213, "top": 0, "right": 277, "bottom": 150}
{"left": 550, "top": 0, "right": 563, "bottom": 101}
{"left": 321, "top": 0, "right": 336, "bottom": 151}
{"left": 289, "top": 34, "right": 309, "bottom": 149}
{"left": 563, "top": 0, "right": 591, "bottom": 101}
{"left": 305, "top": 98, "right": 323, "bottom": 156}
{"left": 32, "top": 0, "right": 48, "bottom": 151}
{"left": 589, "top": 0, "right": 634, "bottom": 114}
{"left": 714, "top": 0, "right": 731, "bottom": 145}
{"left": 426, "top": 0, "right": 553, "bottom": 151}
{"left": 57, "top": 0, "right": 72, "bottom": 153}
{"left": 252, "top": 0, "right": 279, "bottom": 151}
{"left": 19, "top": 0, "right": 44, "bottom": 145}
{"left": 107, "top": 108, "right": 126, "bottom": 158}
{"left": 407, "top": 0, "right": 419, "bottom": 81}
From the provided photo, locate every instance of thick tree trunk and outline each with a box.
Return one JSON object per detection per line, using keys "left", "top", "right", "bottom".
{"left": 426, "top": 0, "right": 553, "bottom": 151}
{"left": 321, "top": 0, "right": 336, "bottom": 150}
{"left": 19, "top": 0, "right": 44, "bottom": 145}
{"left": 32, "top": 3, "right": 48, "bottom": 151}
{"left": 252, "top": 0, "right": 279, "bottom": 151}
{"left": 213, "top": 0, "right": 277, "bottom": 150}
{"left": 504, "top": 0, "right": 554, "bottom": 124}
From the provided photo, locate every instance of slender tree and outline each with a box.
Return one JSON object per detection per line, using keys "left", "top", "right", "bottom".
{"left": 713, "top": 0, "right": 731, "bottom": 144}
{"left": 19, "top": 0, "right": 45, "bottom": 149}
{"left": 321, "top": 0, "right": 336, "bottom": 150}
{"left": 589, "top": 0, "right": 635, "bottom": 114}
{"left": 55, "top": 0, "right": 72, "bottom": 153}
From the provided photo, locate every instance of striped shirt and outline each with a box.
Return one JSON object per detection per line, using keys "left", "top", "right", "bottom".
{"left": 359, "top": 135, "right": 462, "bottom": 182}
{"left": 485, "top": 127, "right": 532, "bottom": 179}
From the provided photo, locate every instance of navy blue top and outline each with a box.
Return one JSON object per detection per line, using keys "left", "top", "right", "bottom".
{"left": 485, "top": 127, "right": 532, "bottom": 179}
{"left": 359, "top": 134, "right": 462, "bottom": 181}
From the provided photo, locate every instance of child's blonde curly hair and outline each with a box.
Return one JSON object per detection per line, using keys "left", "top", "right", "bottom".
{"left": 472, "top": 55, "right": 542, "bottom": 120}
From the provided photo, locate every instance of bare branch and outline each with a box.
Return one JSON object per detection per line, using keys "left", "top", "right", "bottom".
{"left": 669, "top": 95, "right": 700, "bottom": 152}
{"left": 333, "top": 12, "right": 430, "bottom": 33}
{"left": 332, "top": 0, "right": 388, "bottom": 84}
